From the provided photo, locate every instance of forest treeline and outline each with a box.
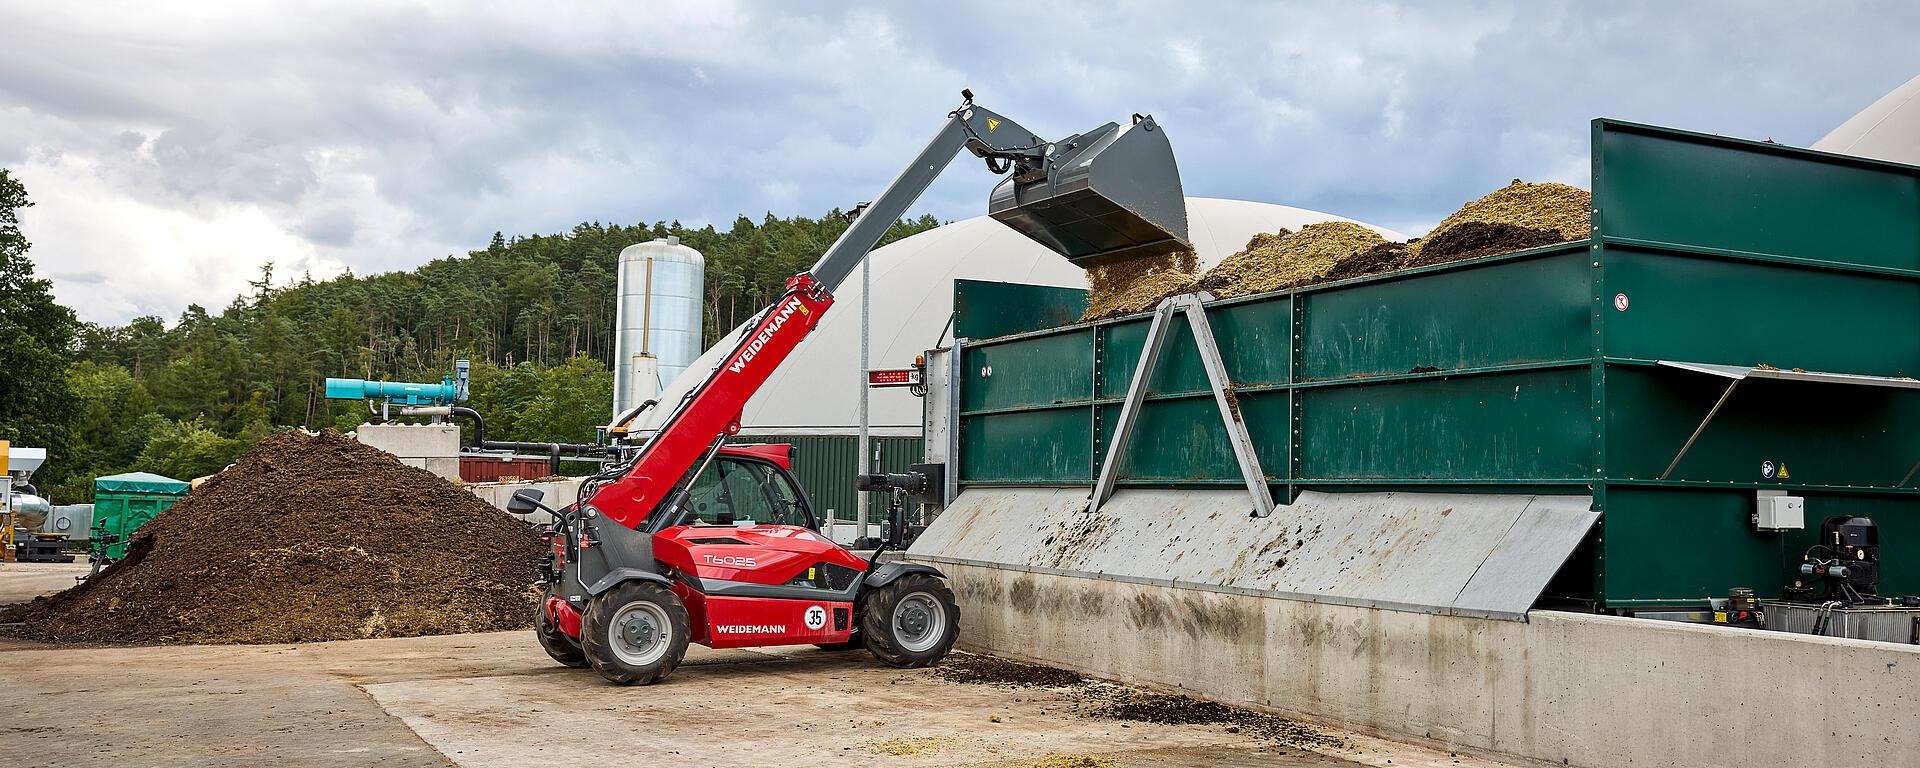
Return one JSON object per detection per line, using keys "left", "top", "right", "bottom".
{"left": 0, "top": 168, "right": 939, "bottom": 503}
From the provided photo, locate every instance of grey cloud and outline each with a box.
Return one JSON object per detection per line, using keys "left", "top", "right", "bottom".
{"left": 148, "top": 126, "right": 318, "bottom": 205}
{"left": 0, "top": 1, "right": 1917, "bottom": 324}
{"left": 297, "top": 207, "right": 357, "bottom": 247}
{"left": 49, "top": 270, "right": 105, "bottom": 285}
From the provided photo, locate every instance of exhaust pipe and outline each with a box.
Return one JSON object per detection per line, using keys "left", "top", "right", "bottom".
{"left": 987, "top": 114, "right": 1189, "bottom": 269}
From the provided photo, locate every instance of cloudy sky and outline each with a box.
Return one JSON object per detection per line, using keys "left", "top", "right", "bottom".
{"left": 2, "top": 1, "right": 1916, "bottom": 325}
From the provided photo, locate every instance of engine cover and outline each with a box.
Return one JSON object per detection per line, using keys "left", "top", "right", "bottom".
{"left": 654, "top": 524, "right": 869, "bottom": 586}
{"left": 654, "top": 523, "right": 870, "bottom": 647}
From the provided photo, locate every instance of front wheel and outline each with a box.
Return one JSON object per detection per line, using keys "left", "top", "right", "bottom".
{"left": 581, "top": 582, "right": 690, "bottom": 685}
{"left": 535, "top": 602, "right": 588, "bottom": 668}
{"left": 861, "top": 574, "right": 959, "bottom": 668}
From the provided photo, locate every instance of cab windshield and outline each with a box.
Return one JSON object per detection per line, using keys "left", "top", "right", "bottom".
{"left": 681, "top": 457, "right": 813, "bottom": 528}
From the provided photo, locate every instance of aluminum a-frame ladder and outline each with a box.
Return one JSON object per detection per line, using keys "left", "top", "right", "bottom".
{"left": 1089, "top": 292, "right": 1275, "bottom": 517}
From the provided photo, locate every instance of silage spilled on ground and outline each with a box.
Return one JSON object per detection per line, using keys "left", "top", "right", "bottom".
{"left": 931, "top": 651, "right": 1348, "bottom": 753}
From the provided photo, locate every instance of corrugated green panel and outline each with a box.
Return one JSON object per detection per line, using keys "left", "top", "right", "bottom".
{"left": 1302, "top": 249, "right": 1591, "bottom": 380}
{"left": 962, "top": 329, "right": 1094, "bottom": 412}
{"left": 1597, "top": 120, "right": 1920, "bottom": 270}
{"left": 1605, "top": 366, "right": 1920, "bottom": 484}
{"left": 955, "top": 278, "right": 1088, "bottom": 340}
{"left": 959, "top": 409, "right": 1092, "bottom": 484}
{"left": 1091, "top": 390, "right": 1288, "bottom": 482}
{"left": 1207, "top": 299, "right": 1293, "bottom": 387}
{"left": 730, "top": 435, "right": 920, "bottom": 524}
{"left": 1097, "top": 301, "right": 1295, "bottom": 398}
{"left": 1095, "top": 313, "right": 1211, "bottom": 399}
{"left": 1297, "top": 369, "right": 1592, "bottom": 481}
{"left": 1096, "top": 398, "right": 1233, "bottom": 482}
{"left": 1601, "top": 247, "right": 1920, "bottom": 376}
{"left": 1599, "top": 486, "right": 1795, "bottom": 604}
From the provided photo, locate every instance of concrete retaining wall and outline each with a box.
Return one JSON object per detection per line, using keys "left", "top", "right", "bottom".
{"left": 355, "top": 423, "right": 461, "bottom": 480}
{"left": 465, "top": 478, "right": 581, "bottom": 524}
{"left": 930, "top": 561, "right": 1920, "bottom": 768}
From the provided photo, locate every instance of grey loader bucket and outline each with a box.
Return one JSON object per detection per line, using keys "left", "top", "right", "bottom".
{"left": 988, "top": 115, "right": 1189, "bottom": 268}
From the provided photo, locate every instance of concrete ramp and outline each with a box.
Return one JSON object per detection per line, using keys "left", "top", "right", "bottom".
{"left": 909, "top": 489, "right": 1596, "bottom": 620}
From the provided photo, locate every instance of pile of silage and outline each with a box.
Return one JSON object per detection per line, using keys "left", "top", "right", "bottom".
{"left": 1071, "top": 180, "right": 1590, "bottom": 320}
{"left": 1409, "top": 180, "right": 1589, "bottom": 265}
{"left": 1195, "top": 222, "right": 1386, "bottom": 299}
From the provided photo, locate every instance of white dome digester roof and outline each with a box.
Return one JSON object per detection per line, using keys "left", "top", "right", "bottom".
{"left": 639, "top": 197, "right": 1405, "bottom": 437}
{"left": 1814, "top": 74, "right": 1920, "bottom": 164}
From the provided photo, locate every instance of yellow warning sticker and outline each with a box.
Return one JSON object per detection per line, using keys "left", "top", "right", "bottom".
{"left": 986, "top": 117, "right": 1001, "bottom": 132}
{"left": 1778, "top": 464, "right": 1790, "bottom": 479}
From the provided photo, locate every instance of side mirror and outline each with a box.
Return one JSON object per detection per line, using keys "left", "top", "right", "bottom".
{"left": 507, "top": 488, "right": 547, "bottom": 516}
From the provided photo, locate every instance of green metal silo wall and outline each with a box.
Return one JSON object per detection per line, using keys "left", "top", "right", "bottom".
{"left": 1578, "top": 120, "right": 1920, "bottom": 609}
{"left": 952, "top": 119, "right": 1920, "bottom": 611}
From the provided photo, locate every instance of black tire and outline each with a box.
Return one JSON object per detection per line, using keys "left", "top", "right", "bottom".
{"left": 535, "top": 602, "right": 589, "bottom": 668}
{"left": 862, "top": 573, "right": 959, "bottom": 668}
{"left": 581, "top": 581, "right": 690, "bottom": 685}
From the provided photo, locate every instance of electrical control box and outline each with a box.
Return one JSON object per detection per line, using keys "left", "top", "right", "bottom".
{"left": 1753, "top": 490, "right": 1804, "bottom": 531}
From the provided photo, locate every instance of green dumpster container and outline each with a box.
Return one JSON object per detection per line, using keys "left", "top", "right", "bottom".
{"left": 93, "top": 472, "right": 190, "bottom": 559}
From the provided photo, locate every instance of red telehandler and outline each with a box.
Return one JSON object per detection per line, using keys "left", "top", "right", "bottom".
{"left": 510, "top": 90, "right": 1189, "bottom": 684}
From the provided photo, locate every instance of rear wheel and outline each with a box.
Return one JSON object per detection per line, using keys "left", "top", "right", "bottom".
{"left": 581, "top": 582, "right": 690, "bottom": 685}
{"left": 535, "top": 602, "right": 588, "bottom": 668}
{"left": 862, "top": 574, "right": 958, "bottom": 668}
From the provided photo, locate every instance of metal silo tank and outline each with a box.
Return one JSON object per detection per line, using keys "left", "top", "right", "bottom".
{"left": 613, "top": 236, "right": 705, "bottom": 417}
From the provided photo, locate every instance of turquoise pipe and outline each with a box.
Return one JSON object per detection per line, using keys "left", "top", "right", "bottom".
{"left": 323, "top": 377, "right": 459, "bottom": 406}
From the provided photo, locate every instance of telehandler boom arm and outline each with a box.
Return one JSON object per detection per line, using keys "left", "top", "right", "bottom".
{"left": 584, "top": 91, "right": 1187, "bottom": 531}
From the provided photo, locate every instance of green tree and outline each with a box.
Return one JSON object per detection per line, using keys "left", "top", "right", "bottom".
{"left": 0, "top": 169, "right": 81, "bottom": 483}
{"left": 132, "top": 417, "right": 258, "bottom": 481}
{"left": 13, "top": 198, "right": 941, "bottom": 492}
{"left": 512, "top": 355, "right": 615, "bottom": 443}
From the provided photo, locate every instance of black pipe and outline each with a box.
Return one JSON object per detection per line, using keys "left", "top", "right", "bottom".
{"left": 446, "top": 405, "right": 606, "bottom": 476}
{"left": 451, "top": 406, "right": 487, "bottom": 445}
{"left": 479, "top": 439, "right": 605, "bottom": 456}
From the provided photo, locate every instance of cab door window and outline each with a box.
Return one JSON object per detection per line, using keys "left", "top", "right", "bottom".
{"left": 683, "top": 458, "right": 810, "bottom": 527}
{"left": 684, "top": 459, "right": 764, "bottom": 525}
{"left": 754, "top": 463, "right": 814, "bottom": 529}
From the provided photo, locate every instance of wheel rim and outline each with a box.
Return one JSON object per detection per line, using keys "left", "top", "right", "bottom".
{"left": 608, "top": 601, "right": 672, "bottom": 666}
{"left": 891, "top": 592, "right": 946, "bottom": 654}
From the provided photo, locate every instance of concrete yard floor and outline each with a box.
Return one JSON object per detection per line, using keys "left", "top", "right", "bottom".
{"left": 0, "top": 628, "right": 1519, "bottom": 768}
{"left": 0, "top": 561, "right": 93, "bottom": 604}
{"left": 0, "top": 569, "right": 1506, "bottom": 767}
